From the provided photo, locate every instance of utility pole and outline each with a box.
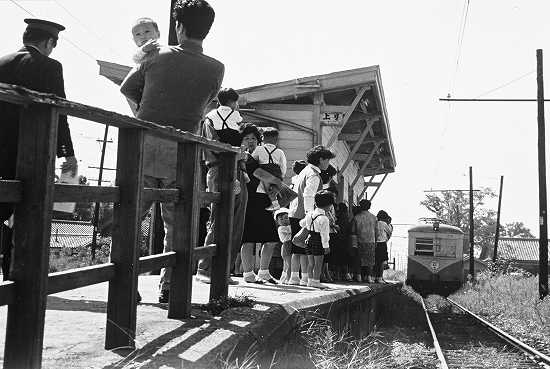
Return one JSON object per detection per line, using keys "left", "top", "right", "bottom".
{"left": 493, "top": 176, "right": 504, "bottom": 261}
{"left": 537, "top": 49, "right": 548, "bottom": 300}
{"left": 168, "top": 0, "right": 178, "bottom": 45}
{"left": 469, "top": 166, "right": 475, "bottom": 280}
{"left": 90, "top": 125, "right": 109, "bottom": 260}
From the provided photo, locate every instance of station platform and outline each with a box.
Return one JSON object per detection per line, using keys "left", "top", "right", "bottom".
{"left": 0, "top": 275, "right": 401, "bottom": 369}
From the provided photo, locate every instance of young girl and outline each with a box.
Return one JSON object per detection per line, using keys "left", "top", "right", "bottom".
{"left": 275, "top": 208, "right": 292, "bottom": 284}
{"left": 300, "top": 190, "right": 334, "bottom": 289}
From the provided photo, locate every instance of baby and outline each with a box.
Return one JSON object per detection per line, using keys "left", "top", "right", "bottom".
{"left": 131, "top": 17, "right": 161, "bottom": 64}
{"left": 275, "top": 208, "right": 292, "bottom": 284}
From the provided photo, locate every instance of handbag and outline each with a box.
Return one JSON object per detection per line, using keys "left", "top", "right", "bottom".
{"left": 292, "top": 226, "right": 309, "bottom": 248}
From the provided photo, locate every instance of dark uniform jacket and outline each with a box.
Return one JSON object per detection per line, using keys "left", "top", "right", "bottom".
{"left": 0, "top": 45, "right": 74, "bottom": 181}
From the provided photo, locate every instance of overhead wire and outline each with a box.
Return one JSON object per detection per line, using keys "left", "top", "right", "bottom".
{"left": 52, "top": 0, "right": 124, "bottom": 59}
{"left": 8, "top": 0, "right": 97, "bottom": 61}
{"left": 474, "top": 70, "right": 535, "bottom": 99}
{"left": 448, "top": 0, "right": 471, "bottom": 96}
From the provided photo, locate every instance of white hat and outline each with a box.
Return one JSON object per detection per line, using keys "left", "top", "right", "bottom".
{"left": 273, "top": 207, "right": 289, "bottom": 218}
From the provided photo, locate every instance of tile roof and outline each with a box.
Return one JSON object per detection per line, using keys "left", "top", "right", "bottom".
{"left": 50, "top": 220, "right": 93, "bottom": 249}
{"left": 497, "top": 237, "right": 541, "bottom": 261}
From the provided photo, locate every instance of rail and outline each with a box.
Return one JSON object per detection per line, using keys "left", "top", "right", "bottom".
{"left": 420, "top": 298, "right": 449, "bottom": 369}
{"left": 447, "top": 298, "right": 550, "bottom": 367}
{"left": 0, "top": 82, "right": 239, "bottom": 368}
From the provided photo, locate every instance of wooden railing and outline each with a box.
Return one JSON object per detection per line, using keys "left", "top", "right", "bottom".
{"left": 0, "top": 83, "right": 238, "bottom": 369}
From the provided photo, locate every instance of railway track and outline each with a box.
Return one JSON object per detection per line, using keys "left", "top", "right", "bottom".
{"left": 421, "top": 297, "right": 550, "bottom": 369}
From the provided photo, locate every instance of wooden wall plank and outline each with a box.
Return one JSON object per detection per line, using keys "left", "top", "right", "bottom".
{"left": 0, "top": 281, "right": 15, "bottom": 307}
{"left": 209, "top": 152, "right": 236, "bottom": 300}
{"left": 4, "top": 105, "right": 57, "bottom": 369}
{"left": 168, "top": 142, "right": 201, "bottom": 318}
{"left": 105, "top": 128, "right": 144, "bottom": 350}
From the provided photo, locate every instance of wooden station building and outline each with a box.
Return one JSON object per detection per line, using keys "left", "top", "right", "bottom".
{"left": 98, "top": 61, "right": 396, "bottom": 205}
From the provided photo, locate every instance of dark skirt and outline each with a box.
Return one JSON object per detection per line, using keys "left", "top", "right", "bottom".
{"left": 241, "top": 192, "right": 279, "bottom": 243}
{"left": 328, "top": 231, "right": 350, "bottom": 267}
{"left": 375, "top": 241, "right": 388, "bottom": 265}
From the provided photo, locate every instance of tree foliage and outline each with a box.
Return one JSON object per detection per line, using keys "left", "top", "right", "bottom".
{"left": 500, "top": 221, "right": 535, "bottom": 238}
{"left": 420, "top": 188, "right": 497, "bottom": 259}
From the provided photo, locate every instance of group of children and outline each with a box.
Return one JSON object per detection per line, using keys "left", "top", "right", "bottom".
{"left": 274, "top": 189, "right": 393, "bottom": 289}
{"left": 129, "top": 16, "right": 393, "bottom": 290}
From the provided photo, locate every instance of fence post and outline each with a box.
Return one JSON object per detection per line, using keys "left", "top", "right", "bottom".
{"left": 4, "top": 105, "right": 58, "bottom": 369}
{"left": 168, "top": 142, "right": 201, "bottom": 318}
{"left": 105, "top": 128, "right": 144, "bottom": 350}
{"left": 210, "top": 152, "right": 237, "bottom": 300}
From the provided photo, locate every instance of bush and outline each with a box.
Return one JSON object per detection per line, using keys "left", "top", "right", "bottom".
{"left": 485, "top": 256, "right": 532, "bottom": 278}
{"left": 49, "top": 240, "right": 110, "bottom": 273}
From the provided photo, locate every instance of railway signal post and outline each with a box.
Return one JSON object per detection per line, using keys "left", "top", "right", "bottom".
{"left": 469, "top": 167, "right": 475, "bottom": 280}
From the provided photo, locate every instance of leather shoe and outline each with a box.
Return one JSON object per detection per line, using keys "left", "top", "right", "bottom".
{"left": 158, "top": 290, "right": 169, "bottom": 303}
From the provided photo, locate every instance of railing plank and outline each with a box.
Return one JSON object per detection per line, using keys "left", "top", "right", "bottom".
{"left": 0, "top": 83, "right": 239, "bottom": 154}
{"left": 0, "top": 180, "right": 22, "bottom": 203}
{"left": 47, "top": 263, "right": 116, "bottom": 295}
{"left": 0, "top": 281, "right": 16, "bottom": 306}
{"left": 54, "top": 184, "right": 120, "bottom": 202}
{"left": 4, "top": 105, "right": 57, "bottom": 369}
{"left": 168, "top": 142, "right": 201, "bottom": 318}
{"left": 138, "top": 252, "right": 176, "bottom": 274}
{"left": 200, "top": 191, "right": 221, "bottom": 205}
{"left": 210, "top": 152, "right": 237, "bottom": 300}
{"left": 105, "top": 128, "right": 144, "bottom": 350}
{"left": 142, "top": 188, "right": 179, "bottom": 203}
{"left": 193, "top": 244, "right": 217, "bottom": 260}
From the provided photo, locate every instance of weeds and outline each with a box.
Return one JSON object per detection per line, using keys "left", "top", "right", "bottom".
{"left": 451, "top": 271, "right": 550, "bottom": 352}
{"left": 202, "top": 294, "right": 255, "bottom": 316}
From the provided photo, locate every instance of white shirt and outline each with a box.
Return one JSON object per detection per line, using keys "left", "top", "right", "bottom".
{"left": 288, "top": 164, "right": 322, "bottom": 217}
{"left": 204, "top": 105, "right": 243, "bottom": 130}
{"left": 278, "top": 225, "right": 292, "bottom": 242}
{"left": 299, "top": 208, "right": 330, "bottom": 249}
{"left": 377, "top": 221, "right": 393, "bottom": 242}
{"left": 252, "top": 143, "right": 287, "bottom": 177}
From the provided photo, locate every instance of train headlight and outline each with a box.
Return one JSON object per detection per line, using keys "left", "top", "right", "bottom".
{"left": 433, "top": 221, "right": 440, "bottom": 231}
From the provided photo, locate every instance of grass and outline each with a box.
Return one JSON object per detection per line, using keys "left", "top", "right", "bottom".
{"left": 450, "top": 270, "right": 550, "bottom": 353}
{"left": 221, "top": 286, "right": 439, "bottom": 369}
{"left": 49, "top": 243, "right": 110, "bottom": 272}
{"left": 201, "top": 294, "right": 255, "bottom": 316}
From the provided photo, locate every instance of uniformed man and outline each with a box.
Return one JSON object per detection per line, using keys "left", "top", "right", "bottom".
{"left": 0, "top": 18, "right": 77, "bottom": 279}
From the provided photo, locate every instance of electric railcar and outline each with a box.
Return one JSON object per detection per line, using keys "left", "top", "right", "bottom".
{"left": 406, "top": 220, "right": 464, "bottom": 295}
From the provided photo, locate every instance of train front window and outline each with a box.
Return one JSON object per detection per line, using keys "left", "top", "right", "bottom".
{"left": 415, "top": 237, "right": 434, "bottom": 256}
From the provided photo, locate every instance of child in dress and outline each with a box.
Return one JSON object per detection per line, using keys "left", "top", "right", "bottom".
{"left": 275, "top": 208, "right": 292, "bottom": 284}
{"left": 131, "top": 17, "right": 161, "bottom": 64}
{"left": 251, "top": 127, "right": 287, "bottom": 211}
{"left": 300, "top": 190, "right": 334, "bottom": 289}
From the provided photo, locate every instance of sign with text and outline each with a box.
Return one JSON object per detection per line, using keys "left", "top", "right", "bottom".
{"left": 320, "top": 112, "right": 345, "bottom": 125}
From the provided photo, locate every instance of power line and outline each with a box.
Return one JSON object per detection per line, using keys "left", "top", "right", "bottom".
{"left": 474, "top": 70, "right": 535, "bottom": 98}
{"left": 52, "top": 0, "right": 123, "bottom": 59}
{"left": 8, "top": 0, "right": 96, "bottom": 61}
{"left": 449, "top": 0, "right": 472, "bottom": 95}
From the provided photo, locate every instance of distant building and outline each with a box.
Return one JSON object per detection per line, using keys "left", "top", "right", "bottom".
{"left": 496, "top": 237, "right": 548, "bottom": 274}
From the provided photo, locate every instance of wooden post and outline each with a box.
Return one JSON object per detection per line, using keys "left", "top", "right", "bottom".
{"left": 168, "top": 142, "right": 201, "bottom": 318}
{"left": 210, "top": 152, "right": 237, "bottom": 300}
{"left": 4, "top": 105, "right": 58, "bottom": 369}
{"left": 537, "top": 49, "right": 549, "bottom": 300}
{"left": 168, "top": 0, "right": 178, "bottom": 45}
{"left": 469, "top": 166, "right": 475, "bottom": 280}
{"left": 312, "top": 93, "right": 323, "bottom": 145}
{"left": 493, "top": 175, "right": 504, "bottom": 261}
{"left": 105, "top": 128, "right": 144, "bottom": 350}
{"left": 336, "top": 174, "right": 345, "bottom": 203}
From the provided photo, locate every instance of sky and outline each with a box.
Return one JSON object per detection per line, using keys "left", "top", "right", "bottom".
{"left": 1, "top": 0, "right": 549, "bottom": 242}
